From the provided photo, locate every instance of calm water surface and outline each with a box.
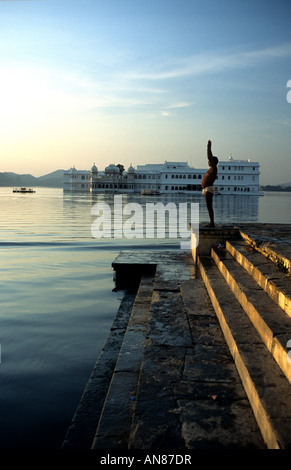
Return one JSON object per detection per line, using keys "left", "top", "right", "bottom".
{"left": 0, "top": 187, "right": 290, "bottom": 448}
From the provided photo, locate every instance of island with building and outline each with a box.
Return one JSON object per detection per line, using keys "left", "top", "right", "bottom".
{"left": 63, "top": 157, "right": 262, "bottom": 195}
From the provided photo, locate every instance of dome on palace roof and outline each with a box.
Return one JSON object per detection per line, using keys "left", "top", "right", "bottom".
{"left": 91, "top": 163, "right": 98, "bottom": 172}
{"left": 127, "top": 164, "right": 135, "bottom": 172}
{"left": 105, "top": 164, "right": 119, "bottom": 172}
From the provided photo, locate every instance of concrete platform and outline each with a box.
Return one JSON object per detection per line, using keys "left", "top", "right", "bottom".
{"left": 190, "top": 223, "right": 241, "bottom": 262}
{"left": 62, "top": 224, "right": 291, "bottom": 450}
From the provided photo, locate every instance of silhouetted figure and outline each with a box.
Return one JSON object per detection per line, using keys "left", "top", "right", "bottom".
{"left": 201, "top": 140, "right": 219, "bottom": 227}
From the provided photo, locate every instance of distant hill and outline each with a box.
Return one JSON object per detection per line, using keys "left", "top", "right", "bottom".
{"left": 36, "top": 170, "right": 65, "bottom": 187}
{"left": 0, "top": 170, "right": 64, "bottom": 188}
{"left": 260, "top": 184, "right": 291, "bottom": 191}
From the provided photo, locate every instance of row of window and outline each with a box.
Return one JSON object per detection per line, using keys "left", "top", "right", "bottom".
{"left": 164, "top": 185, "right": 254, "bottom": 192}
{"left": 221, "top": 166, "right": 257, "bottom": 171}
{"left": 68, "top": 170, "right": 258, "bottom": 181}
{"left": 166, "top": 174, "right": 202, "bottom": 179}
{"left": 217, "top": 186, "right": 253, "bottom": 192}
{"left": 165, "top": 174, "right": 258, "bottom": 180}
{"left": 165, "top": 185, "right": 202, "bottom": 191}
{"left": 91, "top": 183, "right": 135, "bottom": 189}
{"left": 134, "top": 174, "right": 160, "bottom": 180}
{"left": 69, "top": 183, "right": 257, "bottom": 192}
{"left": 66, "top": 174, "right": 90, "bottom": 179}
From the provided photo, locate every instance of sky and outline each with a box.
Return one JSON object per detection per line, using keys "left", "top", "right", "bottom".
{"left": 0, "top": 0, "right": 291, "bottom": 184}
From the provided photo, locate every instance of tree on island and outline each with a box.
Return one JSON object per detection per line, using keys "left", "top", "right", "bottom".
{"left": 116, "top": 164, "right": 125, "bottom": 175}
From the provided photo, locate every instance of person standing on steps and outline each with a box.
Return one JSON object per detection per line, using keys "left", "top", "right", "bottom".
{"left": 201, "top": 140, "right": 219, "bottom": 227}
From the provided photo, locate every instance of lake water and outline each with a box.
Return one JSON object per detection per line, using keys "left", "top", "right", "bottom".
{"left": 0, "top": 187, "right": 290, "bottom": 449}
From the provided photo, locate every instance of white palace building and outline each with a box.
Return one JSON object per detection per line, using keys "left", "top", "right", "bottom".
{"left": 63, "top": 157, "right": 261, "bottom": 195}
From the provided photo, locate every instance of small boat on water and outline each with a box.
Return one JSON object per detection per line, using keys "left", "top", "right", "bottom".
{"left": 13, "top": 187, "right": 36, "bottom": 193}
{"left": 141, "top": 189, "right": 159, "bottom": 196}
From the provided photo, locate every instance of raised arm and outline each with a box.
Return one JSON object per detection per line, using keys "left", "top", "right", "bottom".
{"left": 207, "top": 140, "right": 213, "bottom": 160}
{"left": 207, "top": 140, "right": 216, "bottom": 167}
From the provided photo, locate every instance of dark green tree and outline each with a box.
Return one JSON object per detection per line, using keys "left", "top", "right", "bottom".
{"left": 116, "top": 164, "right": 125, "bottom": 175}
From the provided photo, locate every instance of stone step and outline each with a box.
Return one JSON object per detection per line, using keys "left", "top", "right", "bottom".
{"left": 129, "top": 275, "right": 265, "bottom": 449}
{"left": 91, "top": 274, "right": 155, "bottom": 449}
{"left": 128, "top": 276, "right": 194, "bottom": 449}
{"left": 226, "top": 240, "right": 291, "bottom": 318}
{"left": 61, "top": 290, "right": 137, "bottom": 449}
{"left": 211, "top": 247, "right": 291, "bottom": 385}
{"left": 239, "top": 227, "right": 291, "bottom": 273}
{"left": 198, "top": 256, "right": 291, "bottom": 449}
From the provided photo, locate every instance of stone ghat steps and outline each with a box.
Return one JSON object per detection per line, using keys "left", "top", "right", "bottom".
{"left": 127, "top": 276, "right": 265, "bottom": 449}
{"left": 212, "top": 245, "right": 291, "bottom": 384}
{"left": 227, "top": 240, "right": 291, "bottom": 318}
{"left": 198, "top": 241, "right": 291, "bottom": 449}
{"left": 239, "top": 226, "right": 291, "bottom": 274}
{"left": 62, "top": 234, "right": 291, "bottom": 450}
{"left": 91, "top": 252, "right": 266, "bottom": 450}
{"left": 61, "top": 290, "right": 138, "bottom": 449}
{"left": 91, "top": 274, "right": 155, "bottom": 449}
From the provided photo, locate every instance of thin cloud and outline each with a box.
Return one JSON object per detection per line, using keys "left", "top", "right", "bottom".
{"left": 126, "top": 43, "right": 291, "bottom": 81}
{"left": 164, "top": 102, "right": 192, "bottom": 109}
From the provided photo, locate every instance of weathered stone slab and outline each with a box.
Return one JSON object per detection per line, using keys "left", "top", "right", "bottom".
{"left": 92, "top": 371, "right": 139, "bottom": 449}
{"left": 180, "top": 398, "right": 264, "bottom": 449}
{"left": 62, "top": 292, "right": 135, "bottom": 449}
